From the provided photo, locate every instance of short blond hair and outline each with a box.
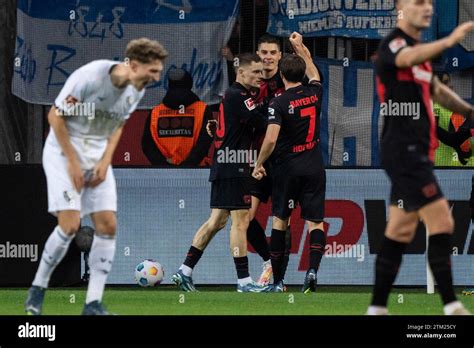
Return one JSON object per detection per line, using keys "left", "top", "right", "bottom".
{"left": 125, "top": 38, "right": 168, "bottom": 64}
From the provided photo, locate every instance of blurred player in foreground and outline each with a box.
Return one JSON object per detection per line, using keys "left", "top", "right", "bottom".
{"left": 25, "top": 38, "right": 168, "bottom": 315}
{"left": 368, "top": 0, "right": 474, "bottom": 315}
{"left": 172, "top": 53, "right": 271, "bottom": 292}
{"left": 253, "top": 32, "right": 325, "bottom": 293}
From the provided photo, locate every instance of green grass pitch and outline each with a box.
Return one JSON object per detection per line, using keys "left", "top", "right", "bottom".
{"left": 2, "top": 286, "right": 474, "bottom": 315}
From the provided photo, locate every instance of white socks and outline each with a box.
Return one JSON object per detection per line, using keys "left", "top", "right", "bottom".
{"left": 179, "top": 265, "right": 193, "bottom": 277}
{"left": 33, "top": 226, "right": 74, "bottom": 289}
{"left": 366, "top": 305, "right": 389, "bottom": 315}
{"left": 86, "top": 234, "right": 116, "bottom": 304}
{"left": 443, "top": 301, "right": 464, "bottom": 315}
{"left": 237, "top": 276, "right": 253, "bottom": 286}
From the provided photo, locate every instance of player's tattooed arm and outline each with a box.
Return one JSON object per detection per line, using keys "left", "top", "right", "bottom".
{"left": 48, "top": 105, "right": 84, "bottom": 193}
{"left": 88, "top": 124, "right": 124, "bottom": 187}
{"left": 395, "top": 21, "right": 474, "bottom": 68}
{"left": 289, "top": 32, "right": 321, "bottom": 82}
{"left": 431, "top": 76, "right": 474, "bottom": 123}
{"left": 253, "top": 124, "right": 281, "bottom": 180}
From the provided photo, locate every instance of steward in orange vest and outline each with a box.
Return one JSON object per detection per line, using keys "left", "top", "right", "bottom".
{"left": 142, "top": 68, "right": 212, "bottom": 166}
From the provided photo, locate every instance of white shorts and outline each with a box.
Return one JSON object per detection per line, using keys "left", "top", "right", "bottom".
{"left": 43, "top": 139, "right": 117, "bottom": 218}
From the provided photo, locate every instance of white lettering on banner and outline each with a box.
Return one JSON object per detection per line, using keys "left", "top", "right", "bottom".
{"left": 12, "top": 1, "right": 239, "bottom": 107}
{"left": 281, "top": 0, "right": 394, "bottom": 15}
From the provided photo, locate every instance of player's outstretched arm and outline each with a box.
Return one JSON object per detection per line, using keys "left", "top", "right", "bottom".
{"left": 395, "top": 21, "right": 474, "bottom": 68}
{"left": 48, "top": 106, "right": 84, "bottom": 192}
{"left": 432, "top": 76, "right": 474, "bottom": 123}
{"left": 289, "top": 32, "right": 321, "bottom": 82}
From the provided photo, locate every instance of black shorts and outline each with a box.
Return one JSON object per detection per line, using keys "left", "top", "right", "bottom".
{"left": 210, "top": 177, "right": 252, "bottom": 210}
{"left": 271, "top": 169, "right": 326, "bottom": 222}
{"left": 381, "top": 146, "right": 444, "bottom": 212}
{"left": 249, "top": 174, "right": 272, "bottom": 203}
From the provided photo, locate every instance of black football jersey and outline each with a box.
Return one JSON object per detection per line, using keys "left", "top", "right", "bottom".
{"left": 375, "top": 28, "right": 438, "bottom": 161}
{"left": 209, "top": 82, "right": 267, "bottom": 181}
{"left": 267, "top": 80, "right": 324, "bottom": 175}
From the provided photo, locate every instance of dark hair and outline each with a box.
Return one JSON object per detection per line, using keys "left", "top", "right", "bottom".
{"left": 168, "top": 68, "right": 193, "bottom": 89}
{"left": 234, "top": 53, "right": 261, "bottom": 72}
{"left": 279, "top": 55, "right": 306, "bottom": 83}
{"left": 257, "top": 34, "right": 281, "bottom": 51}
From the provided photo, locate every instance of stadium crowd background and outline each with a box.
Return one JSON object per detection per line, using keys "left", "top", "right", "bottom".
{"left": 1, "top": 0, "right": 472, "bottom": 168}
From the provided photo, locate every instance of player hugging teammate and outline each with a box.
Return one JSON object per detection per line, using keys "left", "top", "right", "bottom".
{"left": 25, "top": 38, "right": 168, "bottom": 315}
{"left": 172, "top": 53, "right": 272, "bottom": 292}
{"left": 172, "top": 32, "right": 326, "bottom": 293}
{"left": 253, "top": 32, "right": 326, "bottom": 293}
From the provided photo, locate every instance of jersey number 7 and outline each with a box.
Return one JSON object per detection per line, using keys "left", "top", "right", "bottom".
{"left": 301, "top": 106, "right": 316, "bottom": 143}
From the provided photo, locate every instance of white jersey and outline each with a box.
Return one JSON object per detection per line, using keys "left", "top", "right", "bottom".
{"left": 46, "top": 59, "right": 145, "bottom": 169}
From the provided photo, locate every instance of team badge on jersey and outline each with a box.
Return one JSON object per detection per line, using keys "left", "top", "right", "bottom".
{"left": 268, "top": 107, "right": 275, "bottom": 120}
{"left": 422, "top": 183, "right": 438, "bottom": 198}
{"left": 244, "top": 98, "right": 255, "bottom": 111}
{"left": 63, "top": 190, "right": 75, "bottom": 203}
{"left": 389, "top": 37, "right": 407, "bottom": 54}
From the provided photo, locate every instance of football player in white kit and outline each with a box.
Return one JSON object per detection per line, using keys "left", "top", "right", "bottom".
{"left": 25, "top": 38, "right": 168, "bottom": 315}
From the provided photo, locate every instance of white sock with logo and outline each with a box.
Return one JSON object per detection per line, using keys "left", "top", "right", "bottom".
{"left": 179, "top": 265, "right": 193, "bottom": 277}
{"left": 86, "top": 234, "right": 116, "bottom": 304}
{"left": 32, "top": 226, "right": 74, "bottom": 289}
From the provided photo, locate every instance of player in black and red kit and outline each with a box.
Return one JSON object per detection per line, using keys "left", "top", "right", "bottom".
{"left": 253, "top": 32, "right": 326, "bottom": 293}
{"left": 248, "top": 35, "right": 287, "bottom": 286}
{"left": 212, "top": 35, "right": 291, "bottom": 286}
{"left": 368, "top": 0, "right": 474, "bottom": 315}
{"left": 172, "top": 53, "right": 271, "bottom": 293}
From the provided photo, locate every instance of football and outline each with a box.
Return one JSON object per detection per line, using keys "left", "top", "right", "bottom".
{"left": 134, "top": 260, "right": 164, "bottom": 287}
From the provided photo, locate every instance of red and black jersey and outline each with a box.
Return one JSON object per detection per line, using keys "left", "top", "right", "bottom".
{"left": 375, "top": 28, "right": 438, "bottom": 161}
{"left": 250, "top": 70, "right": 285, "bottom": 154}
{"left": 209, "top": 82, "right": 267, "bottom": 181}
{"left": 251, "top": 70, "right": 285, "bottom": 105}
{"left": 267, "top": 80, "right": 324, "bottom": 176}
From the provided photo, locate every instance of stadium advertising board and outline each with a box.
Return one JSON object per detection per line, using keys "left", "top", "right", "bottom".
{"left": 102, "top": 168, "right": 474, "bottom": 285}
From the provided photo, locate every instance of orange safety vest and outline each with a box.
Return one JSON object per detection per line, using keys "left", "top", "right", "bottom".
{"left": 149, "top": 101, "right": 206, "bottom": 165}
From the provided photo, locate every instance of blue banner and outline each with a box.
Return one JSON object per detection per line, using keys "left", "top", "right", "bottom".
{"left": 437, "top": 0, "right": 474, "bottom": 71}
{"left": 267, "top": 0, "right": 436, "bottom": 40}
{"left": 17, "top": 0, "right": 238, "bottom": 24}
{"left": 13, "top": 0, "right": 239, "bottom": 107}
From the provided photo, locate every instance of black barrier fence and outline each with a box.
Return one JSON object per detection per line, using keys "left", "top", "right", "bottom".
{"left": 0, "top": 165, "right": 81, "bottom": 286}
